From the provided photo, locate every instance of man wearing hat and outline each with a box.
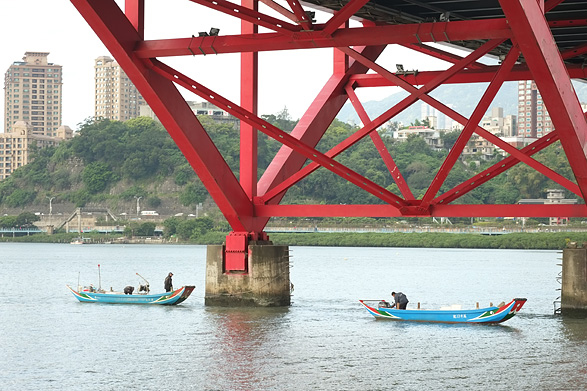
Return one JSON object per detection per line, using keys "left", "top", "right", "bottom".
{"left": 164, "top": 272, "right": 174, "bottom": 292}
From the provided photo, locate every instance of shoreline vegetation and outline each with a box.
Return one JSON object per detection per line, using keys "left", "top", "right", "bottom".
{"left": 2, "top": 231, "right": 587, "bottom": 250}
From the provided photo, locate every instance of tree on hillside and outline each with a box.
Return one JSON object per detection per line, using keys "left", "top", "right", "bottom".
{"left": 15, "top": 212, "right": 40, "bottom": 227}
{"left": 82, "top": 162, "right": 114, "bottom": 194}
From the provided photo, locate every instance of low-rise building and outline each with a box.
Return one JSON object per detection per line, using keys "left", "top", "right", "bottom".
{"left": 0, "top": 121, "right": 72, "bottom": 180}
{"left": 394, "top": 126, "right": 444, "bottom": 151}
{"left": 518, "top": 189, "right": 578, "bottom": 225}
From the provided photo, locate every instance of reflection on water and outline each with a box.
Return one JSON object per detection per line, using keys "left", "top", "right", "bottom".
{"left": 205, "top": 307, "right": 289, "bottom": 391}
{"left": 561, "top": 316, "right": 587, "bottom": 341}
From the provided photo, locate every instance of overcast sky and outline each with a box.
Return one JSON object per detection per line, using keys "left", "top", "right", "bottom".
{"left": 1, "top": 0, "right": 459, "bottom": 132}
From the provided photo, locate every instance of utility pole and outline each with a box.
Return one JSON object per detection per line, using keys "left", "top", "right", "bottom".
{"left": 47, "top": 196, "right": 55, "bottom": 216}
{"left": 134, "top": 196, "right": 142, "bottom": 217}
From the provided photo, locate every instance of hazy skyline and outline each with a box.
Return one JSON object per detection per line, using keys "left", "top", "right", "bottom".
{"left": 1, "top": 1, "right": 459, "bottom": 132}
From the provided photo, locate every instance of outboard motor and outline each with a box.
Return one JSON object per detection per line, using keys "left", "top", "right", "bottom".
{"left": 124, "top": 286, "right": 134, "bottom": 295}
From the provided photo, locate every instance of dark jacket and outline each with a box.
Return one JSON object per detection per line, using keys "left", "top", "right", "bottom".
{"left": 394, "top": 292, "right": 409, "bottom": 305}
{"left": 164, "top": 275, "right": 173, "bottom": 292}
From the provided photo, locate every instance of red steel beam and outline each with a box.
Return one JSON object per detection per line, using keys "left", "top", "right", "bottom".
{"left": 338, "top": 41, "right": 577, "bottom": 210}
{"left": 148, "top": 60, "right": 408, "bottom": 208}
{"left": 401, "top": 43, "right": 489, "bottom": 70}
{"left": 134, "top": 19, "right": 511, "bottom": 58}
{"left": 260, "top": 40, "right": 500, "bottom": 205}
{"left": 500, "top": 0, "right": 587, "bottom": 199}
{"left": 435, "top": 132, "right": 561, "bottom": 205}
{"left": 344, "top": 84, "right": 414, "bottom": 200}
{"left": 561, "top": 43, "right": 587, "bottom": 60}
{"left": 188, "top": 0, "right": 300, "bottom": 33}
{"left": 72, "top": 0, "right": 587, "bottom": 223}
{"left": 285, "top": 0, "right": 313, "bottom": 30}
{"left": 71, "top": 0, "right": 254, "bottom": 231}
{"left": 259, "top": 0, "right": 296, "bottom": 22}
{"left": 421, "top": 47, "right": 520, "bottom": 206}
{"left": 257, "top": 45, "right": 386, "bottom": 208}
{"left": 124, "top": 0, "right": 144, "bottom": 39}
{"left": 255, "top": 203, "right": 587, "bottom": 218}
{"left": 240, "top": 0, "right": 258, "bottom": 201}
{"left": 349, "top": 64, "right": 587, "bottom": 87}
{"left": 320, "top": 0, "right": 370, "bottom": 37}
{"left": 548, "top": 19, "right": 587, "bottom": 28}
{"left": 349, "top": 44, "right": 581, "bottom": 200}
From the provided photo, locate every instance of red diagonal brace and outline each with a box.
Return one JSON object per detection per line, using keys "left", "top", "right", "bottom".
{"left": 149, "top": 59, "right": 407, "bottom": 207}
{"left": 188, "top": 0, "right": 300, "bottom": 33}
{"left": 435, "top": 132, "right": 562, "bottom": 205}
{"left": 286, "top": 0, "right": 313, "bottom": 31}
{"left": 321, "top": 0, "right": 370, "bottom": 36}
{"left": 421, "top": 47, "right": 521, "bottom": 206}
{"left": 258, "top": 46, "right": 385, "bottom": 199}
{"left": 500, "top": 0, "right": 587, "bottom": 199}
{"left": 71, "top": 0, "right": 253, "bottom": 231}
{"left": 401, "top": 43, "right": 489, "bottom": 70}
{"left": 260, "top": 40, "right": 501, "bottom": 204}
{"left": 344, "top": 84, "right": 414, "bottom": 200}
{"left": 124, "top": 0, "right": 144, "bottom": 39}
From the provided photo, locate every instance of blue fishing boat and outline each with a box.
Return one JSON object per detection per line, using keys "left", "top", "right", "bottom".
{"left": 359, "top": 298, "right": 527, "bottom": 324}
{"left": 67, "top": 285, "right": 195, "bottom": 305}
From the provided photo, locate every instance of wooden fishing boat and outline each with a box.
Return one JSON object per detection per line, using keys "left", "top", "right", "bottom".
{"left": 359, "top": 298, "right": 527, "bottom": 324}
{"left": 67, "top": 285, "right": 195, "bottom": 305}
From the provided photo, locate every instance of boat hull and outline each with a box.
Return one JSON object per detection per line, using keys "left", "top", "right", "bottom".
{"left": 359, "top": 298, "right": 527, "bottom": 324}
{"left": 67, "top": 285, "right": 195, "bottom": 305}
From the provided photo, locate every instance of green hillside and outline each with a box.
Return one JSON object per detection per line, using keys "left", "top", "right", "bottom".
{"left": 0, "top": 113, "right": 579, "bottom": 226}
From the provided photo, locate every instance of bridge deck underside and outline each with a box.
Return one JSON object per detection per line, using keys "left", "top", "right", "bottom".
{"left": 71, "top": 0, "right": 587, "bottom": 269}
{"left": 304, "top": 0, "right": 587, "bottom": 66}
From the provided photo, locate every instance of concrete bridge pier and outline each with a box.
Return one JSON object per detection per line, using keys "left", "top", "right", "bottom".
{"left": 561, "top": 247, "right": 587, "bottom": 316}
{"left": 205, "top": 242, "right": 291, "bottom": 307}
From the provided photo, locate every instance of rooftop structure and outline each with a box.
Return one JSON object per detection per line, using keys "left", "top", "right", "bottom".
{"left": 3, "top": 52, "right": 63, "bottom": 136}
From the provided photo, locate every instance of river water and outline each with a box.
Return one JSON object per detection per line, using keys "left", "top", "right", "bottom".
{"left": 0, "top": 243, "right": 585, "bottom": 390}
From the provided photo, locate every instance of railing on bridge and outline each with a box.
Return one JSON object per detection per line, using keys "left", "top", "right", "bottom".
{"left": 0, "top": 227, "right": 43, "bottom": 237}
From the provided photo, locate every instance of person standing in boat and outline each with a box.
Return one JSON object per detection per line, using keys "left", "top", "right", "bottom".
{"left": 164, "top": 272, "right": 174, "bottom": 292}
{"left": 391, "top": 291, "right": 409, "bottom": 309}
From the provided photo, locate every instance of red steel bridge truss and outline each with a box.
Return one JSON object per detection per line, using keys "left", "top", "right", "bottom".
{"left": 72, "top": 0, "right": 587, "bottom": 270}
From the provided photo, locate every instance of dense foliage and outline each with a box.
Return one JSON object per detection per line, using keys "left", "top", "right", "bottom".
{"left": 0, "top": 212, "right": 40, "bottom": 228}
{"left": 0, "top": 111, "right": 579, "bottom": 216}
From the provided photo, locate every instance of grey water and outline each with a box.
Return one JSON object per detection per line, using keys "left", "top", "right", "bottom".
{"left": 0, "top": 243, "right": 585, "bottom": 391}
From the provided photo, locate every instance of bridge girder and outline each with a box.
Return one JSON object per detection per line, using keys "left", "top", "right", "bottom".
{"left": 71, "top": 0, "right": 587, "bottom": 270}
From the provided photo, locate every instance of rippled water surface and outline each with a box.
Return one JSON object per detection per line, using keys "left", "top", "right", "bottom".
{"left": 1, "top": 243, "right": 586, "bottom": 390}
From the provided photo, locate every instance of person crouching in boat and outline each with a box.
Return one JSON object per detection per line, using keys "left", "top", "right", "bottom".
{"left": 164, "top": 272, "right": 174, "bottom": 292}
{"left": 391, "top": 291, "right": 409, "bottom": 309}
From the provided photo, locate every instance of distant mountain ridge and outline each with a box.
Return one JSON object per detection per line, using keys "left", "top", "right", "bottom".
{"left": 337, "top": 81, "right": 587, "bottom": 127}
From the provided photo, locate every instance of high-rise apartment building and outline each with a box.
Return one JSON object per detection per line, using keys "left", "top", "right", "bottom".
{"left": 3, "top": 51, "right": 63, "bottom": 136}
{"left": 517, "top": 80, "right": 553, "bottom": 138}
{"left": 94, "top": 56, "right": 145, "bottom": 121}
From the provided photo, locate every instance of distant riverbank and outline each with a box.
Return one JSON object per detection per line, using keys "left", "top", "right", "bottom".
{"left": 2, "top": 231, "right": 586, "bottom": 250}
{"left": 269, "top": 232, "right": 587, "bottom": 250}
